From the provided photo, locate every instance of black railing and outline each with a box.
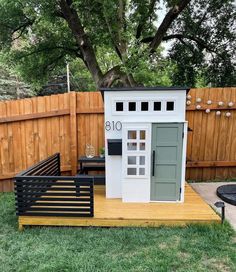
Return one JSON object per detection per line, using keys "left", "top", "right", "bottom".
{"left": 14, "top": 153, "right": 94, "bottom": 217}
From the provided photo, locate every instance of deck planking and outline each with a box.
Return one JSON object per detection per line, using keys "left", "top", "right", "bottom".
{"left": 18, "top": 183, "right": 220, "bottom": 230}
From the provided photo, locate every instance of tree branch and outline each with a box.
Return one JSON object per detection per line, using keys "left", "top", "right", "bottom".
{"left": 117, "top": 0, "right": 127, "bottom": 56}
{"left": 59, "top": 0, "right": 103, "bottom": 87}
{"left": 136, "top": 0, "right": 157, "bottom": 39}
{"left": 163, "top": 34, "right": 216, "bottom": 53}
{"left": 149, "top": 0, "right": 191, "bottom": 52}
{"left": 43, "top": 54, "right": 65, "bottom": 72}
{"left": 12, "top": 19, "right": 35, "bottom": 34}
{"left": 142, "top": 33, "right": 216, "bottom": 53}
{"left": 102, "top": 0, "right": 127, "bottom": 61}
{"left": 99, "top": 65, "right": 135, "bottom": 87}
{"left": 0, "top": 18, "right": 35, "bottom": 40}
{"left": 16, "top": 45, "right": 81, "bottom": 59}
{"left": 12, "top": 24, "right": 29, "bottom": 41}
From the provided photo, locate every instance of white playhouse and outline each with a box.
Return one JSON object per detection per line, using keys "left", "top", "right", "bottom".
{"left": 101, "top": 87, "right": 189, "bottom": 203}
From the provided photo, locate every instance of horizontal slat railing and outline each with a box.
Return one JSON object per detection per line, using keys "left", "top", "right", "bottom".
{"left": 14, "top": 154, "right": 94, "bottom": 217}
{"left": 19, "top": 153, "right": 60, "bottom": 176}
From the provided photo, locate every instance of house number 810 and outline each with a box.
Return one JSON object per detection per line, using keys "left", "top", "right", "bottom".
{"left": 105, "top": 121, "right": 122, "bottom": 131}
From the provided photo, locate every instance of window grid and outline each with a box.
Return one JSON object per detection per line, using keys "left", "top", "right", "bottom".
{"left": 115, "top": 100, "right": 175, "bottom": 113}
{"left": 126, "top": 129, "right": 147, "bottom": 177}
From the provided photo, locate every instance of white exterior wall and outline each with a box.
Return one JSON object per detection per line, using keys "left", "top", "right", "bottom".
{"left": 104, "top": 90, "right": 187, "bottom": 202}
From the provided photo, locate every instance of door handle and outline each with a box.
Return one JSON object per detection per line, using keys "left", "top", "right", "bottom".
{"left": 152, "top": 150, "right": 155, "bottom": 176}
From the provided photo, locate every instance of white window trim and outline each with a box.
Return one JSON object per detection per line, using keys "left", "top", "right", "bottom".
{"left": 112, "top": 97, "right": 177, "bottom": 115}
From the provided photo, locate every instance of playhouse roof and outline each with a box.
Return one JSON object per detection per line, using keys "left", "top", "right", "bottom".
{"left": 100, "top": 86, "right": 190, "bottom": 94}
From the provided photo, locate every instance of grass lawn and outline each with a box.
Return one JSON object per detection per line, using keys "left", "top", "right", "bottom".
{"left": 0, "top": 193, "right": 236, "bottom": 272}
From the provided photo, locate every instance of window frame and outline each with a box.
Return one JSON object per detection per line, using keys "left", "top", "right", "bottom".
{"left": 166, "top": 101, "right": 175, "bottom": 111}
{"left": 115, "top": 101, "right": 124, "bottom": 112}
{"left": 125, "top": 128, "right": 149, "bottom": 178}
{"left": 112, "top": 97, "right": 177, "bottom": 115}
{"left": 153, "top": 101, "right": 162, "bottom": 111}
{"left": 141, "top": 101, "right": 149, "bottom": 111}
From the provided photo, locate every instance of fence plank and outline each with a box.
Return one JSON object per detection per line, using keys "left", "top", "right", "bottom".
{"left": 70, "top": 92, "right": 78, "bottom": 175}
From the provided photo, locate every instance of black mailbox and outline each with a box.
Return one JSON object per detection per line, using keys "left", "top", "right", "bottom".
{"left": 107, "top": 139, "right": 122, "bottom": 155}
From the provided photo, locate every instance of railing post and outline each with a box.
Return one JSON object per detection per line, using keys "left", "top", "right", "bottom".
{"left": 57, "top": 153, "right": 61, "bottom": 176}
{"left": 90, "top": 178, "right": 94, "bottom": 217}
{"left": 14, "top": 177, "right": 20, "bottom": 215}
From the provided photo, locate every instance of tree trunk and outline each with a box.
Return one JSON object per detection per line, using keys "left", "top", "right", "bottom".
{"left": 59, "top": 0, "right": 103, "bottom": 87}
{"left": 59, "top": 0, "right": 137, "bottom": 88}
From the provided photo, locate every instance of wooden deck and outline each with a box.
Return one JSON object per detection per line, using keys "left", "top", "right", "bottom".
{"left": 18, "top": 183, "right": 220, "bottom": 229}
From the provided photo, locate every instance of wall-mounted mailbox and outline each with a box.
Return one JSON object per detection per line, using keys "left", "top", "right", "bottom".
{"left": 108, "top": 139, "right": 122, "bottom": 155}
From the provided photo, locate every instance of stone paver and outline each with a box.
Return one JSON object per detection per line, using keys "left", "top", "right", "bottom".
{"left": 190, "top": 182, "right": 236, "bottom": 230}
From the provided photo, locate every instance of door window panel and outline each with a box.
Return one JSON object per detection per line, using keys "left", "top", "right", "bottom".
{"left": 128, "top": 130, "right": 137, "bottom": 139}
{"left": 140, "top": 143, "right": 145, "bottom": 150}
{"left": 128, "top": 156, "right": 136, "bottom": 165}
{"left": 140, "top": 130, "right": 146, "bottom": 140}
{"left": 127, "top": 168, "right": 137, "bottom": 175}
{"left": 139, "top": 168, "right": 145, "bottom": 175}
{"left": 139, "top": 156, "right": 145, "bottom": 165}
{"left": 127, "top": 142, "right": 137, "bottom": 150}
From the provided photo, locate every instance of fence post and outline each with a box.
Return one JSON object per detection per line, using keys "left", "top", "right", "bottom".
{"left": 69, "top": 92, "right": 78, "bottom": 175}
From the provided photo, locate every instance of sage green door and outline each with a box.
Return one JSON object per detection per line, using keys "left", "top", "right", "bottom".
{"left": 151, "top": 123, "right": 183, "bottom": 201}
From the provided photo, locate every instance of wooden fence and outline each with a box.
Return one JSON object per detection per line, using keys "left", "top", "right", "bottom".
{"left": 0, "top": 88, "right": 236, "bottom": 192}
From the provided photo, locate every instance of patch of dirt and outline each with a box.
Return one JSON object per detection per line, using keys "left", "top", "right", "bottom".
{"left": 158, "top": 243, "right": 168, "bottom": 250}
{"left": 177, "top": 251, "right": 191, "bottom": 259}
{"left": 202, "top": 258, "right": 231, "bottom": 272}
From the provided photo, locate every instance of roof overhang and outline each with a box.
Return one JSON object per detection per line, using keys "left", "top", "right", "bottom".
{"left": 100, "top": 87, "right": 190, "bottom": 99}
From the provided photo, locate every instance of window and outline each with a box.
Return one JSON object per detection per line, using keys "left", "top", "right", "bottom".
{"left": 127, "top": 155, "right": 146, "bottom": 176}
{"left": 128, "top": 130, "right": 136, "bottom": 139}
{"left": 141, "top": 102, "right": 149, "bottom": 111}
{"left": 116, "top": 102, "right": 123, "bottom": 111}
{"left": 114, "top": 99, "right": 177, "bottom": 114}
{"left": 140, "top": 143, "right": 145, "bottom": 150}
{"left": 154, "top": 101, "right": 161, "bottom": 111}
{"left": 139, "top": 168, "right": 145, "bottom": 175}
{"left": 126, "top": 129, "right": 147, "bottom": 177}
{"left": 140, "top": 130, "right": 146, "bottom": 140}
{"left": 127, "top": 168, "right": 137, "bottom": 175}
{"left": 129, "top": 102, "right": 136, "bottom": 111}
{"left": 166, "top": 101, "right": 174, "bottom": 111}
{"left": 128, "top": 156, "right": 136, "bottom": 165}
{"left": 139, "top": 156, "right": 145, "bottom": 165}
{"left": 127, "top": 143, "right": 137, "bottom": 150}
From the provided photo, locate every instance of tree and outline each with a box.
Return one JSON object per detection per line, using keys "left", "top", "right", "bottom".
{"left": 168, "top": 0, "right": 236, "bottom": 87}
{"left": 0, "top": 62, "right": 34, "bottom": 100}
{"left": 0, "top": 0, "right": 235, "bottom": 88}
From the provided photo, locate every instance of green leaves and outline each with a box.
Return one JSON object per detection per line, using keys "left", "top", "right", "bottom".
{"left": 0, "top": 0, "right": 235, "bottom": 90}
{"left": 168, "top": 0, "right": 236, "bottom": 87}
